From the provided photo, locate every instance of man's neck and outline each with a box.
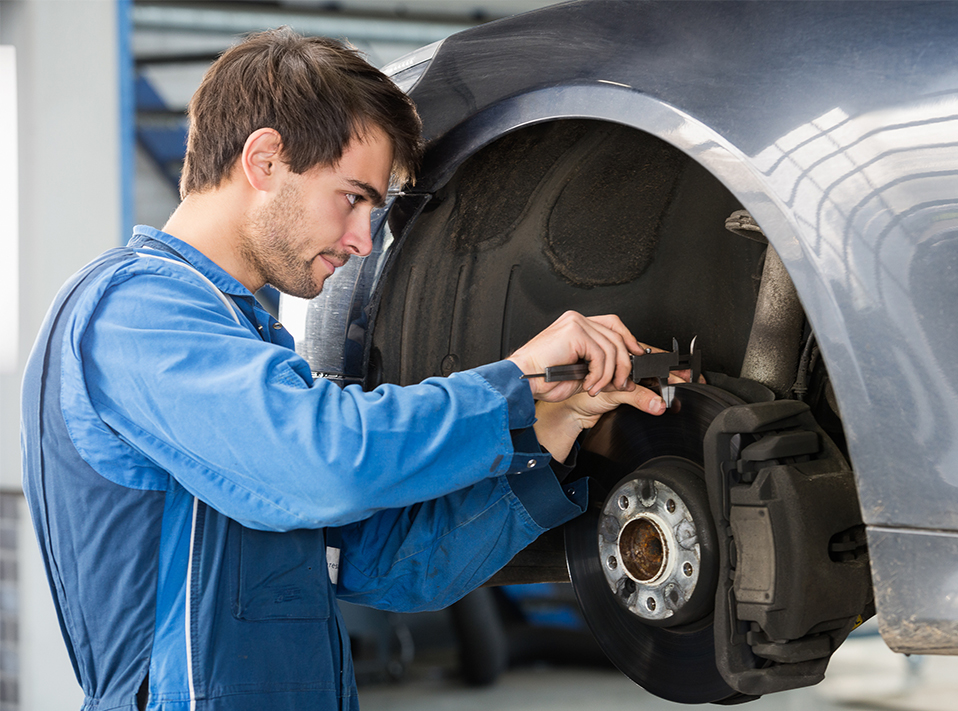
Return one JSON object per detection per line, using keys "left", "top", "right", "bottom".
{"left": 162, "top": 187, "right": 262, "bottom": 293}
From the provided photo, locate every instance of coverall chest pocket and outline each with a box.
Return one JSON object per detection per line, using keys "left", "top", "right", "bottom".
{"left": 228, "top": 522, "right": 331, "bottom": 621}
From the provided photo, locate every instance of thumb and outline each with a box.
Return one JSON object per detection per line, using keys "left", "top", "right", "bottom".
{"left": 612, "top": 385, "right": 667, "bottom": 416}
{"left": 576, "top": 384, "right": 666, "bottom": 425}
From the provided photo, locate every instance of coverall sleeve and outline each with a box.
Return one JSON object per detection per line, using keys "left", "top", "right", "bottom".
{"left": 75, "top": 261, "right": 554, "bottom": 532}
{"left": 330, "top": 427, "right": 589, "bottom": 612}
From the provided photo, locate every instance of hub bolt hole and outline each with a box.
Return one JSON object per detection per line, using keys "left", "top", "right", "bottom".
{"left": 646, "top": 597, "right": 656, "bottom": 611}
{"left": 618, "top": 495, "right": 630, "bottom": 510}
{"left": 683, "top": 562, "right": 693, "bottom": 577}
{"left": 608, "top": 556, "right": 618, "bottom": 570}
{"left": 639, "top": 481, "right": 656, "bottom": 506}
{"left": 666, "top": 499, "right": 676, "bottom": 513}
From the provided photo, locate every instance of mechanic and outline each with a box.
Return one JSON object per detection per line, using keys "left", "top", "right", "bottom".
{"left": 21, "top": 28, "right": 673, "bottom": 711}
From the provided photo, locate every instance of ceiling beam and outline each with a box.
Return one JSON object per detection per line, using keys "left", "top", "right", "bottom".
{"left": 133, "top": 3, "right": 473, "bottom": 45}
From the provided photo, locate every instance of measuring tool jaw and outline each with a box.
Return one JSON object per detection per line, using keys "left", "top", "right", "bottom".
{"left": 630, "top": 339, "right": 701, "bottom": 408}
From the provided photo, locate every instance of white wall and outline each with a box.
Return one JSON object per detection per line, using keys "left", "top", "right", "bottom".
{"left": 0, "top": 0, "right": 123, "bottom": 487}
{"left": 0, "top": 1, "right": 123, "bottom": 707}
{"left": 0, "top": 46, "right": 17, "bottom": 377}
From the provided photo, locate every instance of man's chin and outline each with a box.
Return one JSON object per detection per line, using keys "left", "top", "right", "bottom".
{"left": 268, "top": 280, "right": 324, "bottom": 301}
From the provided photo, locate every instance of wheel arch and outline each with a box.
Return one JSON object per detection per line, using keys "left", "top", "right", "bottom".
{"left": 407, "top": 81, "right": 865, "bottom": 472}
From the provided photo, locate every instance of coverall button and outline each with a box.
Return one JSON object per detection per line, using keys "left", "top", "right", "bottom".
{"left": 527, "top": 459, "right": 537, "bottom": 468}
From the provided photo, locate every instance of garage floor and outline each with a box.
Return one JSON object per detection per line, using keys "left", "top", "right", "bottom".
{"left": 356, "top": 621, "right": 958, "bottom": 711}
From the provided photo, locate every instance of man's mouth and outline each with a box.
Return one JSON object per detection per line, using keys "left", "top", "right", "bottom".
{"left": 318, "top": 254, "right": 348, "bottom": 272}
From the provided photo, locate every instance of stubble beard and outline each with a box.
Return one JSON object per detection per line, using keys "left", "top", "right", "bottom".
{"left": 239, "top": 181, "right": 349, "bottom": 300}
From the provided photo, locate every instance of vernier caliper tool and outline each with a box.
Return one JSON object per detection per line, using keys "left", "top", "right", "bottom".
{"left": 521, "top": 338, "right": 700, "bottom": 408}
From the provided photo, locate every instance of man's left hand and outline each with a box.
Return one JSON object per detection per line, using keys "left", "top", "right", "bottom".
{"left": 533, "top": 369, "right": 694, "bottom": 463}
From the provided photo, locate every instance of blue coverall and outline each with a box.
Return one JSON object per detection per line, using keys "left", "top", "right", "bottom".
{"left": 21, "top": 226, "right": 588, "bottom": 711}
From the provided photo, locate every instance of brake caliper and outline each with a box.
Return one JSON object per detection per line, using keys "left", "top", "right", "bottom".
{"left": 704, "top": 400, "right": 873, "bottom": 697}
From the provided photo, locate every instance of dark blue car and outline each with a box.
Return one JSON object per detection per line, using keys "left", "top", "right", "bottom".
{"left": 281, "top": 1, "right": 958, "bottom": 703}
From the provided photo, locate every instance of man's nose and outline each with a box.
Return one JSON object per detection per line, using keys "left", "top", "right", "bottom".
{"left": 342, "top": 212, "right": 374, "bottom": 257}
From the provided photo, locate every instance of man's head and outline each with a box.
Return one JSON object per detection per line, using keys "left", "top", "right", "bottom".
{"left": 236, "top": 124, "right": 394, "bottom": 299}
{"left": 179, "top": 27, "right": 422, "bottom": 199}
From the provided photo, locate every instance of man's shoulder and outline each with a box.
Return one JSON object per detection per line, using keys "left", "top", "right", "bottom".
{"left": 64, "top": 247, "right": 246, "bottom": 337}
{"left": 65, "top": 246, "right": 199, "bottom": 295}
{"left": 99, "top": 246, "right": 218, "bottom": 290}
{"left": 92, "top": 247, "right": 235, "bottom": 303}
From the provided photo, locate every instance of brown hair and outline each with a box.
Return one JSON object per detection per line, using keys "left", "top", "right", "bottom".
{"left": 180, "top": 27, "right": 423, "bottom": 198}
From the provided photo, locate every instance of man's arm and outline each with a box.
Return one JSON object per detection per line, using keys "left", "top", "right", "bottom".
{"left": 330, "top": 465, "right": 587, "bottom": 612}
{"left": 75, "top": 266, "right": 641, "bottom": 532}
{"left": 77, "top": 268, "right": 546, "bottom": 530}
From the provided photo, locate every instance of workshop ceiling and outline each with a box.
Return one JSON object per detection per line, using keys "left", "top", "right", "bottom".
{"left": 133, "top": 0, "right": 559, "bottom": 106}
{"left": 131, "top": 0, "right": 559, "bottom": 218}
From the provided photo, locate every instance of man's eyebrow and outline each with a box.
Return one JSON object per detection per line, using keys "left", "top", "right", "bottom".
{"left": 347, "top": 179, "right": 386, "bottom": 208}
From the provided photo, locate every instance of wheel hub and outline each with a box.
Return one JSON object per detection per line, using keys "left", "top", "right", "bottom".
{"left": 600, "top": 468, "right": 703, "bottom": 624}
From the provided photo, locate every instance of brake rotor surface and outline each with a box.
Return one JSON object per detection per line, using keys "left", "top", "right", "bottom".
{"left": 565, "top": 383, "right": 743, "bottom": 704}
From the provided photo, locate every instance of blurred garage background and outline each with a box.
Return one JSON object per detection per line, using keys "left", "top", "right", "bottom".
{"left": 0, "top": 2, "right": 956, "bottom": 710}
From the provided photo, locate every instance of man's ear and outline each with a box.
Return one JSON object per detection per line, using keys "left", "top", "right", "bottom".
{"left": 241, "top": 128, "right": 284, "bottom": 192}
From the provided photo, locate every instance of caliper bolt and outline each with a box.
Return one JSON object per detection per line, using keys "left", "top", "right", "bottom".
{"left": 683, "top": 562, "right": 693, "bottom": 576}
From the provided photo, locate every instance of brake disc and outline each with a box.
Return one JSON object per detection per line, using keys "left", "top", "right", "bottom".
{"left": 565, "top": 383, "right": 743, "bottom": 704}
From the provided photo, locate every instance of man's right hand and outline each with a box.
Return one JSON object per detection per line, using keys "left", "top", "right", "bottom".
{"left": 506, "top": 311, "right": 646, "bottom": 402}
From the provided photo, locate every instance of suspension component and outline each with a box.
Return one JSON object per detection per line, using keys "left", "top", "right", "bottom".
{"left": 727, "top": 210, "right": 805, "bottom": 399}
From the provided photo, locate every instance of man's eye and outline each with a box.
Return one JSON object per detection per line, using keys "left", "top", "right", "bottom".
{"left": 346, "top": 193, "right": 360, "bottom": 206}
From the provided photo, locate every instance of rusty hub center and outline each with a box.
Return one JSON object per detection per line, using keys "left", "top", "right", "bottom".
{"left": 620, "top": 517, "right": 666, "bottom": 582}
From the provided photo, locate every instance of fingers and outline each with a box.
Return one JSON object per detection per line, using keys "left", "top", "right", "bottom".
{"left": 589, "top": 314, "right": 644, "bottom": 354}
{"left": 587, "top": 315, "right": 644, "bottom": 391}
{"left": 535, "top": 379, "right": 670, "bottom": 461}
{"left": 585, "top": 322, "right": 623, "bottom": 395}
{"left": 668, "top": 369, "right": 706, "bottom": 384}
{"left": 566, "top": 382, "right": 668, "bottom": 430}
{"left": 573, "top": 314, "right": 641, "bottom": 395}
{"left": 509, "top": 311, "right": 642, "bottom": 400}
